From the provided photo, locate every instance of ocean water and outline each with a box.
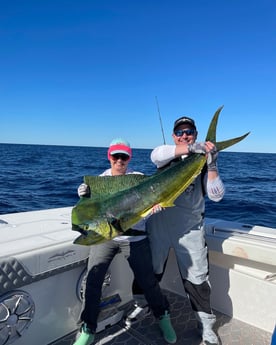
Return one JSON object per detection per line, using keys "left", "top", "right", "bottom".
{"left": 0, "top": 143, "right": 275, "bottom": 229}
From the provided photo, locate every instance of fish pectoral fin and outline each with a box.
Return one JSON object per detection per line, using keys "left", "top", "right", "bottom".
{"left": 91, "top": 217, "right": 124, "bottom": 238}
{"left": 109, "top": 217, "right": 124, "bottom": 232}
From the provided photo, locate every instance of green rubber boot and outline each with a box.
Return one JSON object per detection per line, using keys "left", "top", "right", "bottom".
{"left": 73, "top": 323, "right": 95, "bottom": 345}
{"left": 159, "top": 311, "right": 177, "bottom": 344}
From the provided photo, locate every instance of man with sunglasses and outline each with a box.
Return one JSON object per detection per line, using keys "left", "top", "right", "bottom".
{"left": 74, "top": 138, "right": 176, "bottom": 345}
{"left": 146, "top": 116, "right": 225, "bottom": 345}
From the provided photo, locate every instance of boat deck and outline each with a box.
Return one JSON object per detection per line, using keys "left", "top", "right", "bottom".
{"left": 51, "top": 289, "right": 272, "bottom": 345}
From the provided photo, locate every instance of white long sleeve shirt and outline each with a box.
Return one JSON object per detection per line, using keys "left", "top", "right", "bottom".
{"left": 151, "top": 145, "right": 225, "bottom": 203}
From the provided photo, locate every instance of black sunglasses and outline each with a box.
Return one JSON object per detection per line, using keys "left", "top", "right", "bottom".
{"left": 174, "top": 129, "right": 196, "bottom": 137}
{"left": 111, "top": 153, "right": 130, "bottom": 161}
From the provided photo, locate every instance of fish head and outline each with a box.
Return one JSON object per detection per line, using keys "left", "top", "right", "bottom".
{"left": 72, "top": 213, "right": 123, "bottom": 246}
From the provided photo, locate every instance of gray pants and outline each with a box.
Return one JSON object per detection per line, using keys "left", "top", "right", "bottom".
{"left": 147, "top": 208, "right": 212, "bottom": 315}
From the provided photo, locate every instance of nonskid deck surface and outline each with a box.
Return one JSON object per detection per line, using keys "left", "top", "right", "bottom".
{"left": 54, "top": 290, "right": 272, "bottom": 345}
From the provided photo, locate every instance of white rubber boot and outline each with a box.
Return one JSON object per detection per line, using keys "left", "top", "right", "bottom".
{"left": 196, "top": 311, "right": 219, "bottom": 345}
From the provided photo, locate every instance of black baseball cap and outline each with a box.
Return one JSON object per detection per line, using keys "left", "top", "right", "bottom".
{"left": 173, "top": 116, "right": 196, "bottom": 131}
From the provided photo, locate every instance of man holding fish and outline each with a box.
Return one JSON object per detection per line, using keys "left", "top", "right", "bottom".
{"left": 146, "top": 114, "right": 225, "bottom": 345}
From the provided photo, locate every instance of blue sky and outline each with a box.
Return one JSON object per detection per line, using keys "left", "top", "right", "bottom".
{"left": 1, "top": 1, "right": 275, "bottom": 153}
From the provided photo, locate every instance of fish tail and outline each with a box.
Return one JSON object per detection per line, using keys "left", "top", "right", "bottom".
{"left": 206, "top": 106, "right": 250, "bottom": 151}
{"left": 216, "top": 133, "right": 250, "bottom": 151}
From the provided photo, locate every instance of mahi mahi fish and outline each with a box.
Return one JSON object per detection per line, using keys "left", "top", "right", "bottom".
{"left": 72, "top": 106, "right": 250, "bottom": 246}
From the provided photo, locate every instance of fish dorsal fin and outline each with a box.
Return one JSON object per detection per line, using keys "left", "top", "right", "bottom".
{"left": 84, "top": 174, "right": 148, "bottom": 197}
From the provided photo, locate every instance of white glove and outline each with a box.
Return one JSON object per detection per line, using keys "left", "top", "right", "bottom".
{"left": 77, "top": 183, "right": 90, "bottom": 197}
{"left": 207, "top": 148, "right": 218, "bottom": 171}
{"left": 188, "top": 142, "right": 206, "bottom": 154}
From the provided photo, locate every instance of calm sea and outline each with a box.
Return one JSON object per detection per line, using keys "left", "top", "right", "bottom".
{"left": 0, "top": 143, "right": 275, "bottom": 229}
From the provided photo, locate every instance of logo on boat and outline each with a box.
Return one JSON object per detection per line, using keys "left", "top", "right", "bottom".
{"left": 48, "top": 250, "right": 76, "bottom": 262}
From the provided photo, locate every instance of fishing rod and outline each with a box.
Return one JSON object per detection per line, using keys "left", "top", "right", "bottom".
{"left": 155, "top": 96, "right": 166, "bottom": 144}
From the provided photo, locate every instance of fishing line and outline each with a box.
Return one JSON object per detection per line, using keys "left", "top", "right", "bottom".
{"left": 155, "top": 96, "right": 166, "bottom": 144}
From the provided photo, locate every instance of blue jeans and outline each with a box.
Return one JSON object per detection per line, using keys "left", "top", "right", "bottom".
{"left": 80, "top": 238, "right": 169, "bottom": 332}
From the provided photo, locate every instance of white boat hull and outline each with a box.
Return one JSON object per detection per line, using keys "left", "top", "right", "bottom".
{"left": 0, "top": 207, "right": 275, "bottom": 344}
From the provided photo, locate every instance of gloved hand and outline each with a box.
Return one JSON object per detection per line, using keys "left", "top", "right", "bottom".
{"left": 77, "top": 183, "right": 90, "bottom": 197}
{"left": 188, "top": 142, "right": 206, "bottom": 154}
{"left": 207, "top": 147, "right": 218, "bottom": 171}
